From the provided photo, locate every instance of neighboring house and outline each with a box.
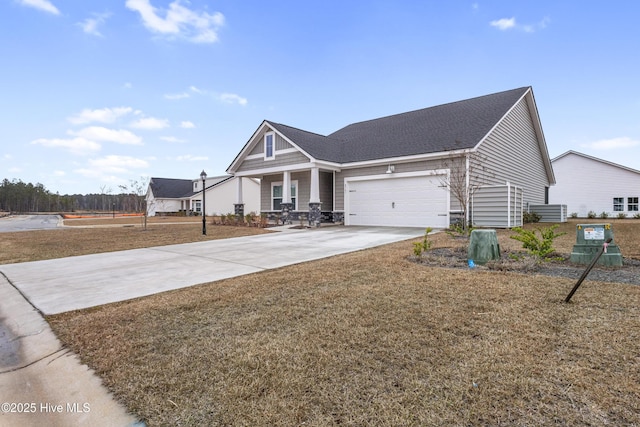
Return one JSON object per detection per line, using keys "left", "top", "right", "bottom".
{"left": 146, "top": 175, "right": 260, "bottom": 217}
{"left": 549, "top": 150, "right": 640, "bottom": 218}
{"left": 226, "top": 87, "right": 555, "bottom": 228}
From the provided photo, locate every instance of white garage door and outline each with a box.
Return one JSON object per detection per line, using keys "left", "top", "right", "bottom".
{"left": 346, "top": 174, "right": 449, "bottom": 228}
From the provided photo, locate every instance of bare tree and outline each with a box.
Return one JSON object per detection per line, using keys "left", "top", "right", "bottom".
{"left": 439, "top": 151, "right": 494, "bottom": 233}
{"left": 119, "top": 177, "right": 150, "bottom": 229}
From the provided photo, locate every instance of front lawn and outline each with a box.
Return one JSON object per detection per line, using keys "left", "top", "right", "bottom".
{"left": 48, "top": 220, "right": 640, "bottom": 425}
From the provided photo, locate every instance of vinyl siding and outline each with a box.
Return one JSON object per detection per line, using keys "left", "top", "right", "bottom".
{"left": 260, "top": 171, "right": 333, "bottom": 211}
{"left": 475, "top": 98, "right": 549, "bottom": 206}
{"left": 472, "top": 185, "right": 523, "bottom": 228}
{"left": 236, "top": 151, "right": 310, "bottom": 173}
{"left": 549, "top": 154, "right": 640, "bottom": 217}
{"left": 334, "top": 159, "right": 452, "bottom": 211}
{"left": 529, "top": 204, "right": 568, "bottom": 222}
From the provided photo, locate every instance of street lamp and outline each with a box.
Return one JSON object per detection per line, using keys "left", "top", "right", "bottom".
{"left": 200, "top": 170, "right": 207, "bottom": 235}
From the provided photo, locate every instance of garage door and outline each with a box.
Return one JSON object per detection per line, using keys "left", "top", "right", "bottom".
{"left": 346, "top": 174, "right": 449, "bottom": 227}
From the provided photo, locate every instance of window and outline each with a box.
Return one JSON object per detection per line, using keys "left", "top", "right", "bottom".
{"left": 628, "top": 197, "right": 639, "bottom": 212}
{"left": 194, "top": 201, "right": 202, "bottom": 213}
{"left": 264, "top": 132, "right": 274, "bottom": 160}
{"left": 271, "top": 181, "right": 297, "bottom": 210}
{"left": 613, "top": 197, "right": 624, "bottom": 211}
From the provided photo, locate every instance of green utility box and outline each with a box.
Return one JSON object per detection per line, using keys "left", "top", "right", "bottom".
{"left": 570, "top": 223, "right": 623, "bottom": 266}
{"left": 468, "top": 229, "right": 501, "bottom": 265}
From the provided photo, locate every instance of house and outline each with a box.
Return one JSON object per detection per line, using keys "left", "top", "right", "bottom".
{"left": 549, "top": 150, "right": 640, "bottom": 218}
{"left": 226, "top": 87, "right": 555, "bottom": 228}
{"left": 146, "top": 175, "right": 260, "bottom": 217}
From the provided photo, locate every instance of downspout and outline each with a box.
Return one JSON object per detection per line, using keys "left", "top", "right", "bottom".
{"left": 465, "top": 152, "right": 470, "bottom": 227}
{"left": 506, "top": 181, "right": 511, "bottom": 228}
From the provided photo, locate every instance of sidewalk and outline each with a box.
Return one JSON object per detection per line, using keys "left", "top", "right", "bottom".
{"left": 0, "top": 274, "right": 141, "bottom": 426}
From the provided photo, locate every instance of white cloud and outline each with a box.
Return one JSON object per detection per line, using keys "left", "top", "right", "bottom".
{"left": 18, "top": 0, "right": 60, "bottom": 15}
{"left": 583, "top": 137, "right": 640, "bottom": 150}
{"left": 8, "top": 167, "right": 22, "bottom": 173}
{"left": 53, "top": 170, "right": 66, "bottom": 176}
{"left": 161, "top": 136, "right": 187, "bottom": 143}
{"left": 31, "top": 137, "right": 101, "bottom": 155}
{"left": 190, "top": 86, "right": 205, "bottom": 94}
{"left": 180, "top": 121, "right": 195, "bottom": 129}
{"left": 125, "top": 0, "right": 225, "bottom": 43}
{"left": 88, "top": 155, "right": 149, "bottom": 173}
{"left": 3, "top": 154, "right": 13, "bottom": 160}
{"left": 490, "top": 16, "right": 550, "bottom": 33}
{"left": 68, "top": 107, "right": 133, "bottom": 125}
{"left": 218, "top": 93, "right": 248, "bottom": 106}
{"left": 123, "top": 82, "right": 133, "bottom": 89}
{"left": 490, "top": 17, "right": 516, "bottom": 30}
{"left": 69, "top": 126, "right": 143, "bottom": 145}
{"left": 176, "top": 154, "right": 208, "bottom": 161}
{"left": 129, "top": 117, "right": 170, "bottom": 130}
{"left": 78, "top": 12, "right": 111, "bottom": 37}
{"left": 164, "top": 92, "right": 190, "bottom": 100}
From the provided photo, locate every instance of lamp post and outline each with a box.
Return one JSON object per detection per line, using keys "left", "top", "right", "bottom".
{"left": 200, "top": 170, "right": 207, "bottom": 235}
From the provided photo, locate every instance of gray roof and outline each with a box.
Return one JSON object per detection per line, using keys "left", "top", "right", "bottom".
{"left": 266, "top": 87, "right": 529, "bottom": 163}
{"left": 149, "top": 175, "right": 233, "bottom": 199}
{"left": 149, "top": 178, "right": 194, "bottom": 198}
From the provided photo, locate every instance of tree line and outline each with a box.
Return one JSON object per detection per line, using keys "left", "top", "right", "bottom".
{"left": 0, "top": 178, "right": 147, "bottom": 214}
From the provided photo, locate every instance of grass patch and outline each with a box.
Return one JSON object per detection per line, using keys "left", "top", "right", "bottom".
{"left": 47, "top": 220, "right": 640, "bottom": 425}
{"left": 0, "top": 221, "right": 269, "bottom": 264}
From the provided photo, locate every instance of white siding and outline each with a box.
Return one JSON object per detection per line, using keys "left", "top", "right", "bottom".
{"left": 201, "top": 178, "right": 260, "bottom": 216}
{"left": 549, "top": 153, "right": 640, "bottom": 217}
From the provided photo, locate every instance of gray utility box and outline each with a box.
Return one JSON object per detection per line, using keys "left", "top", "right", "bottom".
{"left": 468, "top": 229, "right": 501, "bottom": 265}
{"left": 570, "top": 223, "right": 623, "bottom": 266}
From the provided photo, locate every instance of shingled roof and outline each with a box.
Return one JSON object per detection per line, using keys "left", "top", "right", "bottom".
{"left": 148, "top": 178, "right": 194, "bottom": 199}
{"left": 265, "top": 87, "right": 530, "bottom": 164}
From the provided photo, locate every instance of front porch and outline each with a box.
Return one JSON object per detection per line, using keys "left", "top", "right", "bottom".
{"left": 233, "top": 167, "right": 344, "bottom": 227}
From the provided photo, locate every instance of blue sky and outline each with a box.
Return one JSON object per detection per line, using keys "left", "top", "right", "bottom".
{"left": 1, "top": 1, "right": 639, "bottom": 195}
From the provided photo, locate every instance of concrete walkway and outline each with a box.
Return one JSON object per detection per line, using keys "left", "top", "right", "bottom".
{"left": 1, "top": 226, "right": 424, "bottom": 315}
{"left": 0, "top": 226, "right": 422, "bottom": 425}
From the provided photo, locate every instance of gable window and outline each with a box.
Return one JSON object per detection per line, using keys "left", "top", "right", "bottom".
{"left": 628, "top": 197, "right": 639, "bottom": 212}
{"left": 264, "top": 132, "right": 275, "bottom": 160}
{"left": 271, "top": 181, "right": 297, "bottom": 210}
{"left": 613, "top": 197, "right": 624, "bottom": 211}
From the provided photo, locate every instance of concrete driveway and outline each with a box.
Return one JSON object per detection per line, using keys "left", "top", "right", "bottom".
{"left": 0, "top": 226, "right": 423, "bottom": 315}
{"left": 0, "top": 215, "right": 62, "bottom": 232}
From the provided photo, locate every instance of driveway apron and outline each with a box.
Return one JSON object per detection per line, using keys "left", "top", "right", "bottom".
{"left": 0, "top": 226, "right": 424, "bottom": 316}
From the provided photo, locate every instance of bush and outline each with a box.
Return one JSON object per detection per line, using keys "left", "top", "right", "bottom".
{"left": 570, "top": 212, "right": 578, "bottom": 218}
{"left": 599, "top": 211, "right": 609, "bottom": 219}
{"left": 413, "top": 227, "right": 433, "bottom": 256}
{"left": 587, "top": 211, "right": 597, "bottom": 219}
{"left": 523, "top": 211, "right": 541, "bottom": 223}
{"left": 617, "top": 212, "right": 627, "bottom": 219}
{"left": 635, "top": 213, "right": 640, "bottom": 219}
{"left": 510, "top": 224, "right": 566, "bottom": 259}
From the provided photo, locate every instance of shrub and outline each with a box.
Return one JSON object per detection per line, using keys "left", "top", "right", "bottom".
{"left": 510, "top": 224, "right": 566, "bottom": 259}
{"left": 635, "top": 213, "right": 640, "bottom": 219}
{"left": 413, "top": 227, "right": 433, "bottom": 256}
{"left": 570, "top": 212, "right": 578, "bottom": 218}
{"left": 587, "top": 211, "right": 597, "bottom": 219}
{"left": 446, "top": 223, "right": 474, "bottom": 238}
{"left": 523, "top": 211, "right": 541, "bottom": 223}
{"left": 599, "top": 211, "right": 609, "bottom": 219}
{"left": 617, "top": 212, "right": 627, "bottom": 219}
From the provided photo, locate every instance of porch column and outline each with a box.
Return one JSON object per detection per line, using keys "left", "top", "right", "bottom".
{"left": 234, "top": 177, "right": 245, "bottom": 219}
{"left": 281, "top": 171, "right": 293, "bottom": 224}
{"left": 309, "top": 167, "right": 322, "bottom": 227}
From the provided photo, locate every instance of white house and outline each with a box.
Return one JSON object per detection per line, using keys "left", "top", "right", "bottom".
{"left": 146, "top": 175, "right": 260, "bottom": 217}
{"left": 549, "top": 150, "right": 640, "bottom": 217}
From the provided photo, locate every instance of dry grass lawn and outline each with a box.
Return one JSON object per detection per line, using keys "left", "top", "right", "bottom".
{"left": 0, "top": 217, "right": 269, "bottom": 264}
{"left": 46, "top": 220, "right": 640, "bottom": 426}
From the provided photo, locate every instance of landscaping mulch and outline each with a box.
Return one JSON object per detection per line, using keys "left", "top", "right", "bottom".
{"left": 413, "top": 247, "right": 640, "bottom": 286}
